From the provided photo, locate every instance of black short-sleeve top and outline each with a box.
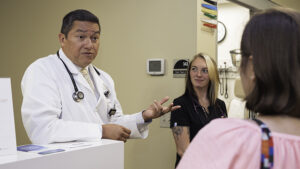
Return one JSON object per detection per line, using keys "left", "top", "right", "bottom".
{"left": 170, "top": 94, "right": 227, "bottom": 141}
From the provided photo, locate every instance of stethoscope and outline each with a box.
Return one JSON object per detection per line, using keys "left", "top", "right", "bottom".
{"left": 56, "top": 51, "right": 103, "bottom": 102}
{"left": 56, "top": 51, "right": 116, "bottom": 116}
{"left": 224, "top": 62, "right": 228, "bottom": 99}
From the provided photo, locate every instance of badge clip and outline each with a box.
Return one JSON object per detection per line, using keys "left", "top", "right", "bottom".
{"left": 108, "top": 104, "right": 116, "bottom": 116}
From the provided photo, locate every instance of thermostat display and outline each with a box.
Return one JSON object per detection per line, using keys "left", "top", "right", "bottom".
{"left": 149, "top": 61, "right": 161, "bottom": 72}
{"left": 147, "top": 59, "right": 165, "bottom": 75}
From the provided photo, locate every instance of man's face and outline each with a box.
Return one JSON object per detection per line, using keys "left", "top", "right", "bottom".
{"left": 59, "top": 21, "right": 100, "bottom": 68}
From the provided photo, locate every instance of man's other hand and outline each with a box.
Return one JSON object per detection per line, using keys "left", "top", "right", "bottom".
{"left": 102, "top": 124, "right": 131, "bottom": 142}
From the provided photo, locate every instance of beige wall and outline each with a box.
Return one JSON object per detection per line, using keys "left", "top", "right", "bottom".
{"left": 0, "top": 0, "right": 201, "bottom": 169}
{"left": 98, "top": 1, "right": 197, "bottom": 169}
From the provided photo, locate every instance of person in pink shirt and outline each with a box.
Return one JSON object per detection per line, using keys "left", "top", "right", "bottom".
{"left": 177, "top": 8, "right": 300, "bottom": 169}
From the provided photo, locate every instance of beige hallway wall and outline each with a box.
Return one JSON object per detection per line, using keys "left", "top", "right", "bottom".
{"left": 0, "top": 0, "right": 199, "bottom": 169}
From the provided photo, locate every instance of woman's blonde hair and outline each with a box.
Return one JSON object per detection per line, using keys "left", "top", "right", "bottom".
{"left": 185, "top": 53, "right": 220, "bottom": 105}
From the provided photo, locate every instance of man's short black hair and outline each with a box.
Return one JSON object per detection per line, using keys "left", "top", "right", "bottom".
{"left": 61, "top": 9, "right": 100, "bottom": 38}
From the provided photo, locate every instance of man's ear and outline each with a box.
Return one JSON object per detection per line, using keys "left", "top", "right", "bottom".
{"left": 58, "top": 33, "right": 66, "bottom": 46}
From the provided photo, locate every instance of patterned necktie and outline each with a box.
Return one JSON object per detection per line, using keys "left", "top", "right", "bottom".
{"left": 80, "top": 68, "right": 95, "bottom": 92}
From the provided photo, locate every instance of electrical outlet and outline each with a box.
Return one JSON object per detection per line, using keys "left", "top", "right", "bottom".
{"left": 160, "top": 113, "right": 171, "bottom": 128}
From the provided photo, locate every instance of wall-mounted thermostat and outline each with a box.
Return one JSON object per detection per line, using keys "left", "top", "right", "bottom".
{"left": 147, "top": 59, "right": 165, "bottom": 75}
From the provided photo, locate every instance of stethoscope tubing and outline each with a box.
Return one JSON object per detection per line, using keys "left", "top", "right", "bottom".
{"left": 57, "top": 51, "right": 86, "bottom": 102}
{"left": 57, "top": 51, "right": 80, "bottom": 92}
{"left": 56, "top": 51, "right": 110, "bottom": 104}
{"left": 56, "top": 51, "right": 116, "bottom": 116}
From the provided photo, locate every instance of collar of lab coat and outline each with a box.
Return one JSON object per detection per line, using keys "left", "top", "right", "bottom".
{"left": 58, "top": 48, "right": 83, "bottom": 75}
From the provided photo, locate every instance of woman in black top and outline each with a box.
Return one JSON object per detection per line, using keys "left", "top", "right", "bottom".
{"left": 170, "top": 53, "right": 227, "bottom": 167}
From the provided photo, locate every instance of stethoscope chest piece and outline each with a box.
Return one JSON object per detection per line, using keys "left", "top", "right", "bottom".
{"left": 73, "top": 91, "right": 84, "bottom": 102}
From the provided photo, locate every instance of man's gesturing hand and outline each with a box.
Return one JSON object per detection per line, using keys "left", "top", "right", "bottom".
{"left": 142, "top": 96, "right": 181, "bottom": 122}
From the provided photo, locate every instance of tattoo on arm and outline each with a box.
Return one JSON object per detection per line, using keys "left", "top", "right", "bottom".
{"left": 172, "top": 126, "right": 190, "bottom": 141}
{"left": 172, "top": 126, "right": 183, "bottom": 136}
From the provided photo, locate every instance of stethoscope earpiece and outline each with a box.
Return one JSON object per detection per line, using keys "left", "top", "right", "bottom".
{"left": 73, "top": 91, "right": 85, "bottom": 102}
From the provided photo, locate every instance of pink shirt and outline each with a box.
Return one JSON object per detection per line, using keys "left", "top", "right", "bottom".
{"left": 177, "top": 118, "right": 300, "bottom": 169}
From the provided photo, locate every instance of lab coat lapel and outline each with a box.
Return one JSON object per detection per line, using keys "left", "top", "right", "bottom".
{"left": 89, "top": 66, "right": 111, "bottom": 122}
{"left": 89, "top": 65, "right": 106, "bottom": 104}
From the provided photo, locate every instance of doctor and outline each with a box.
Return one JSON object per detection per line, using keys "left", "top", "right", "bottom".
{"left": 21, "top": 9, "right": 180, "bottom": 144}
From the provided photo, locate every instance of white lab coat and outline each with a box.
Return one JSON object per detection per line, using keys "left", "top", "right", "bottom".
{"left": 21, "top": 49, "right": 149, "bottom": 144}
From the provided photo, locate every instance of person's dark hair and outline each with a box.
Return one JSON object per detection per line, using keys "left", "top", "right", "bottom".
{"left": 240, "top": 8, "right": 300, "bottom": 117}
{"left": 185, "top": 53, "right": 219, "bottom": 105}
{"left": 61, "top": 9, "right": 100, "bottom": 38}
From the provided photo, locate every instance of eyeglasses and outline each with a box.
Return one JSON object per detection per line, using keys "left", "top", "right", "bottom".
{"left": 190, "top": 66, "right": 208, "bottom": 74}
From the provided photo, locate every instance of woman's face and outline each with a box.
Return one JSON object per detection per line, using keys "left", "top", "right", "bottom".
{"left": 240, "top": 56, "right": 255, "bottom": 96}
{"left": 189, "top": 57, "right": 210, "bottom": 89}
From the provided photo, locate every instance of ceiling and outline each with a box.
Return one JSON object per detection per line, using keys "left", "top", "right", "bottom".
{"left": 273, "top": 0, "right": 300, "bottom": 11}
{"left": 227, "top": 0, "right": 300, "bottom": 11}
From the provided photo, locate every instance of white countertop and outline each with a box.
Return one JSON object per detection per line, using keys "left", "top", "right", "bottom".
{"left": 0, "top": 139, "right": 124, "bottom": 169}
